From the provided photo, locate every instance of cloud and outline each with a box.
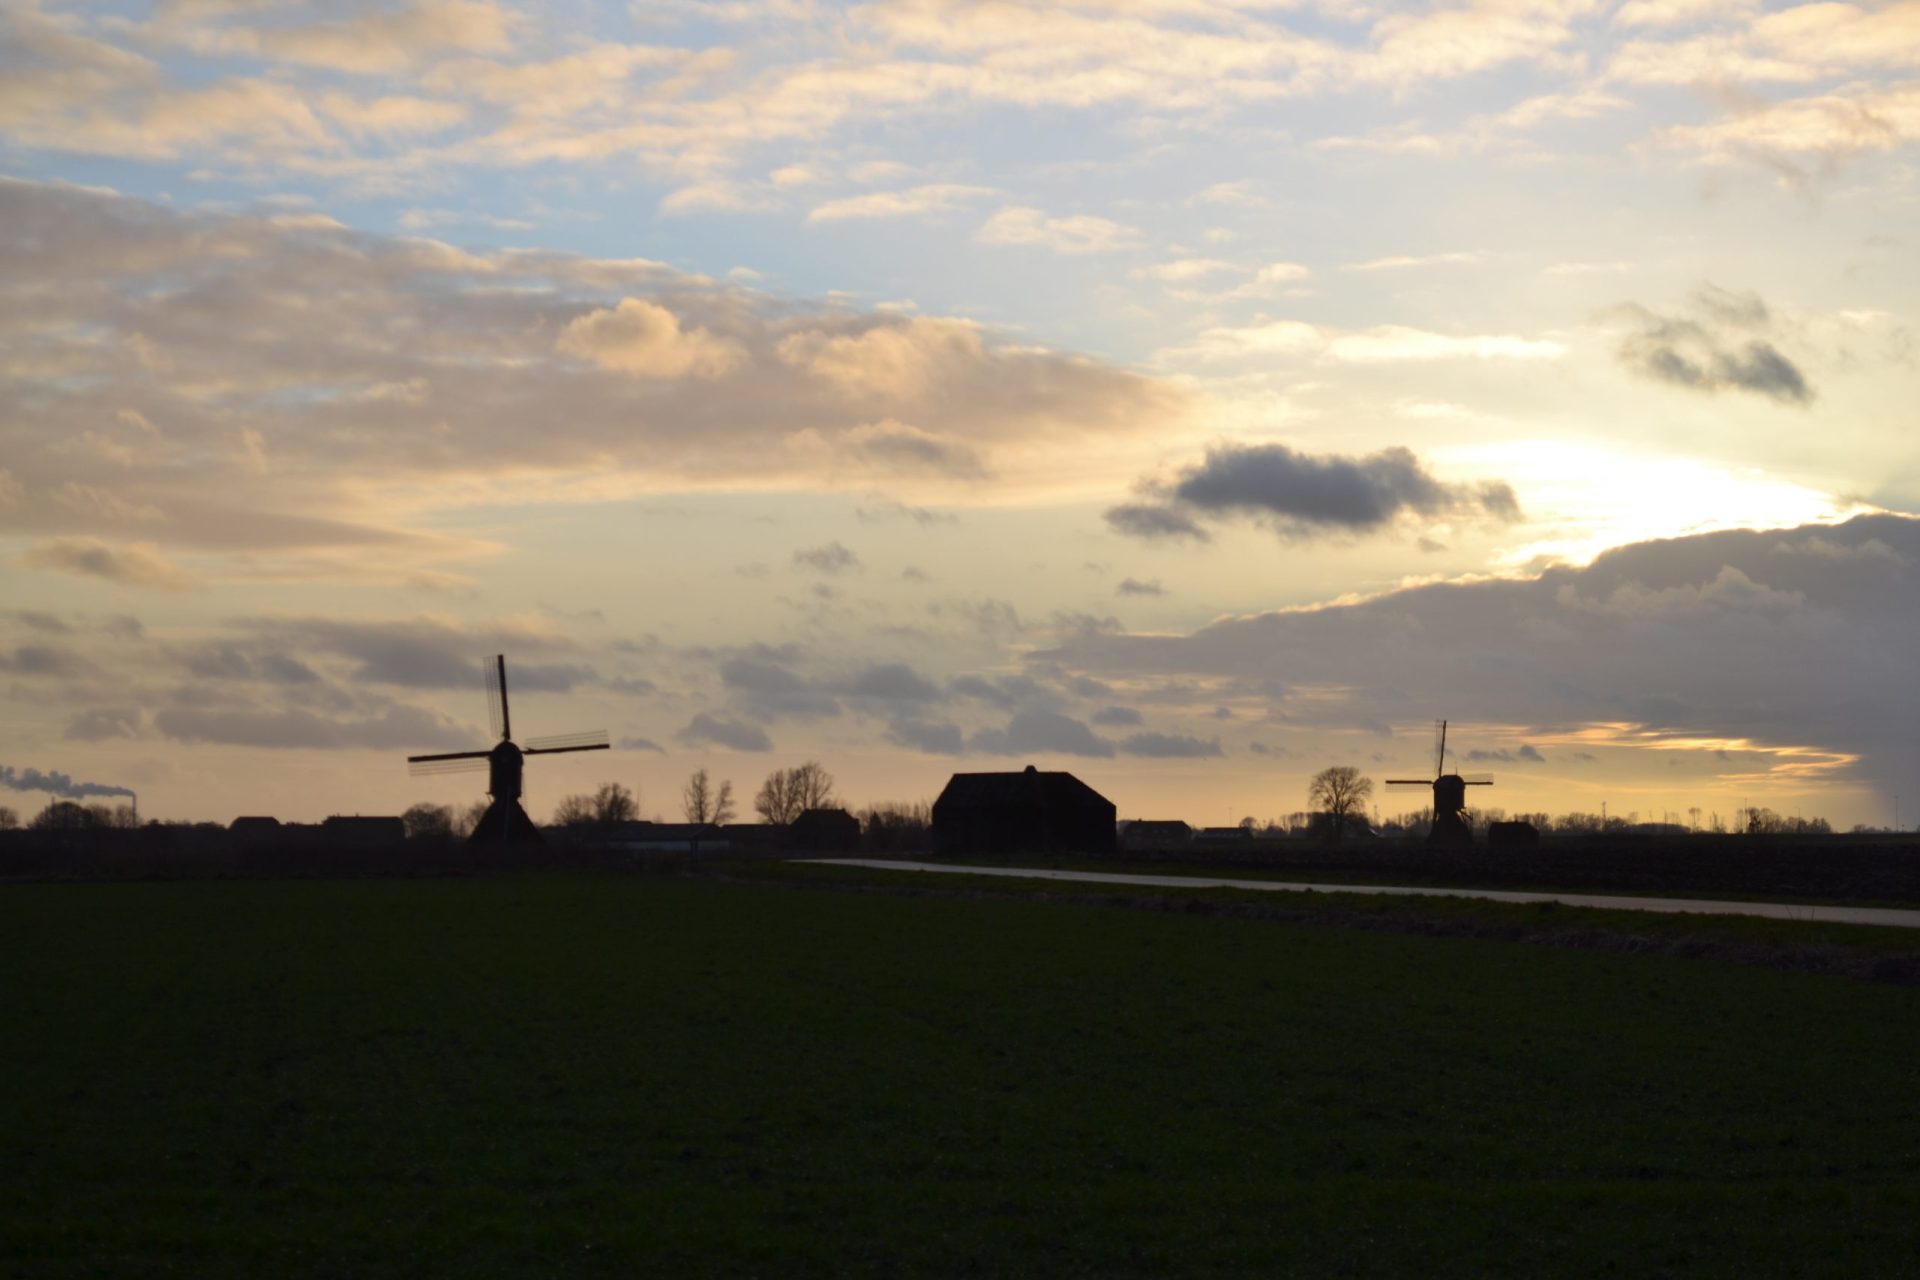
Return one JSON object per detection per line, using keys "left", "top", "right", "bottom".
{"left": 1090, "top": 705, "right": 1143, "bottom": 726}
{"left": 1344, "top": 250, "right": 1489, "bottom": 271}
{"left": 676, "top": 712, "right": 774, "bottom": 752}
{"left": 1464, "top": 745, "right": 1548, "bottom": 763}
{"left": 1613, "top": 285, "right": 1813, "bottom": 406}
{"left": 617, "top": 736, "right": 666, "bottom": 753}
{"left": 793, "top": 541, "right": 861, "bottom": 575}
{"left": 1116, "top": 577, "right": 1166, "bottom": 597}
{"left": 1111, "top": 443, "right": 1520, "bottom": 543}
{"left": 1037, "top": 514, "right": 1920, "bottom": 803}
{"left": 556, "top": 298, "right": 743, "bottom": 379}
{"left": 1119, "top": 732, "right": 1223, "bottom": 758}
{"left": 0, "top": 645, "right": 100, "bottom": 679}
{"left": 969, "top": 709, "right": 1114, "bottom": 758}
{"left": 64, "top": 708, "right": 144, "bottom": 741}
{"left": 886, "top": 718, "right": 966, "bottom": 754}
{"left": 840, "top": 421, "right": 990, "bottom": 479}
{"left": 1133, "top": 258, "right": 1234, "bottom": 283}
{"left": 808, "top": 184, "right": 996, "bottom": 221}
{"left": 1104, "top": 503, "right": 1212, "bottom": 544}
{"left": 153, "top": 703, "right": 472, "bottom": 750}
{"left": 976, "top": 206, "right": 1143, "bottom": 254}
{"left": 232, "top": 616, "right": 590, "bottom": 691}
{"left": 1172, "top": 319, "right": 1567, "bottom": 364}
{"left": 847, "top": 662, "right": 944, "bottom": 702}
{"left": 0, "top": 179, "right": 1186, "bottom": 580}
{"left": 19, "top": 538, "right": 195, "bottom": 589}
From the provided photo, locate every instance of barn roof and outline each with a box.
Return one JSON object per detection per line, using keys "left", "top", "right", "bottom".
{"left": 935, "top": 766, "right": 1113, "bottom": 810}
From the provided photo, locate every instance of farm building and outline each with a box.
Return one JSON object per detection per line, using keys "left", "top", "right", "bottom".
{"left": 1120, "top": 820, "right": 1193, "bottom": 851}
{"left": 932, "top": 766, "right": 1116, "bottom": 857}
{"left": 791, "top": 808, "right": 861, "bottom": 853}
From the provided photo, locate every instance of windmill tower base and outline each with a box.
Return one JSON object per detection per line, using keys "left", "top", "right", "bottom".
{"left": 468, "top": 798, "right": 543, "bottom": 846}
{"left": 1428, "top": 812, "right": 1473, "bottom": 847}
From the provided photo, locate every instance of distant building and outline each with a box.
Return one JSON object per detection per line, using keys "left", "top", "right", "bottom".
{"left": 932, "top": 766, "right": 1116, "bottom": 857}
{"left": 791, "top": 808, "right": 861, "bottom": 853}
{"left": 595, "top": 821, "right": 727, "bottom": 854}
{"left": 228, "top": 816, "right": 282, "bottom": 837}
{"left": 1195, "top": 825, "right": 1255, "bottom": 844}
{"left": 1121, "top": 820, "right": 1193, "bottom": 851}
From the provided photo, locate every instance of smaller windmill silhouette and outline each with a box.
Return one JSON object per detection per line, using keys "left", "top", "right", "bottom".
{"left": 1386, "top": 719, "right": 1492, "bottom": 847}
{"left": 407, "top": 655, "right": 609, "bottom": 845}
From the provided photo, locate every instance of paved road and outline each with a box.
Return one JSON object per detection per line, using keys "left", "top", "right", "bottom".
{"left": 800, "top": 859, "right": 1920, "bottom": 930}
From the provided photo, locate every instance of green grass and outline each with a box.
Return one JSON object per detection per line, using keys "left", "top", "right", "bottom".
{"left": 3, "top": 874, "right": 1919, "bottom": 1277}
{"left": 742, "top": 857, "right": 1920, "bottom": 959}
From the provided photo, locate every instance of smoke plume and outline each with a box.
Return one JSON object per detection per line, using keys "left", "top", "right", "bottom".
{"left": 0, "top": 765, "right": 136, "bottom": 800}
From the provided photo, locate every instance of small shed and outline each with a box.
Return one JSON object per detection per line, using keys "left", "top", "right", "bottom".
{"left": 792, "top": 807, "right": 861, "bottom": 853}
{"left": 1121, "top": 820, "right": 1193, "bottom": 851}
{"left": 932, "top": 766, "right": 1116, "bottom": 858}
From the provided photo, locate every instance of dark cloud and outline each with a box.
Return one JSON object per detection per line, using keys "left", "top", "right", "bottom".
{"left": 1119, "top": 732, "right": 1223, "bottom": 758}
{"left": 1104, "top": 502, "right": 1211, "bottom": 543}
{"left": 676, "top": 712, "right": 774, "bottom": 752}
{"left": 64, "top": 707, "right": 143, "bottom": 741}
{"left": 1115, "top": 443, "right": 1521, "bottom": 542}
{"left": 1464, "top": 745, "right": 1547, "bottom": 764}
{"left": 719, "top": 655, "right": 842, "bottom": 720}
{"left": 12, "top": 611, "right": 70, "bottom": 633}
{"left": 847, "top": 662, "right": 943, "bottom": 703}
{"left": 0, "top": 644, "right": 99, "bottom": 678}
{"left": 1116, "top": 577, "right": 1166, "bottom": 597}
{"left": 1615, "top": 285, "right": 1813, "bottom": 406}
{"left": 153, "top": 703, "right": 470, "bottom": 750}
{"left": 1036, "top": 513, "right": 1920, "bottom": 805}
{"left": 616, "top": 736, "right": 666, "bottom": 753}
{"left": 240, "top": 618, "right": 592, "bottom": 691}
{"left": 793, "top": 541, "right": 861, "bottom": 575}
{"left": 886, "top": 718, "right": 966, "bottom": 754}
{"left": 1090, "top": 705, "right": 1144, "bottom": 726}
{"left": 969, "top": 709, "right": 1114, "bottom": 758}
{"left": 949, "top": 673, "right": 1050, "bottom": 710}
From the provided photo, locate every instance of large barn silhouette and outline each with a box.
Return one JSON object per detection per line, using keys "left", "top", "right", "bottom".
{"left": 932, "top": 766, "right": 1116, "bottom": 857}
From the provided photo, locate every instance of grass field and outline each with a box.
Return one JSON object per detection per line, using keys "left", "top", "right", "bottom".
{"left": 4, "top": 873, "right": 1918, "bottom": 1277}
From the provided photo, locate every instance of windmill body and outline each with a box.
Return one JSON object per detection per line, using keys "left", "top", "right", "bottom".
{"left": 406, "top": 655, "right": 608, "bottom": 846}
{"left": 1387, "top": 720, "right": 1493, "bottom": 848}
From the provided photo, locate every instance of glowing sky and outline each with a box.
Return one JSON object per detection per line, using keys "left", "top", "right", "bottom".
{"left": 2, "top": 0, "right": 1917, "bottom": 828}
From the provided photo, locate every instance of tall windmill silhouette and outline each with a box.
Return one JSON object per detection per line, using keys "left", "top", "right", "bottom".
{"left": 1386, "top": 719, "right": 1492, "bottom": 847}
{"left": 407, "top": 655, "right": 609, "bottom": 845}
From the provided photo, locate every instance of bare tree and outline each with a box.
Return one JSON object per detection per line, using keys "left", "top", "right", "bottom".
{"left": 682, "top": 769, "right": 736, "bottom": 824}
{"left": 0, "top": 805, "right": 17, "bottom": 831}
{"left": 859, "top": 800, "right": 932, "bottom": 853}
{"left": 591, "top": 782, "right": 639, "bottom": 824}
{"left": 754, "top": 761, "right": 837, "bottom": 824}
{"left": 402, "top": 803, "right": 454, "bottom": 841}
{"left": 552, "top": 793, "right": 596, "bottom": 827}
{"left": 452, "top": 799, "right": 489, "bottom": 839}
{"left": 1307, "top": 766, "right": 1373, "bottom": 843}
{"left": 31, "top": 801, "right": 95, "bottom": 830}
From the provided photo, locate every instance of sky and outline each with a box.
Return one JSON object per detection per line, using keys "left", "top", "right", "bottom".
{"left": 2, "top": 0, "right": 1918, "bottom": 830}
